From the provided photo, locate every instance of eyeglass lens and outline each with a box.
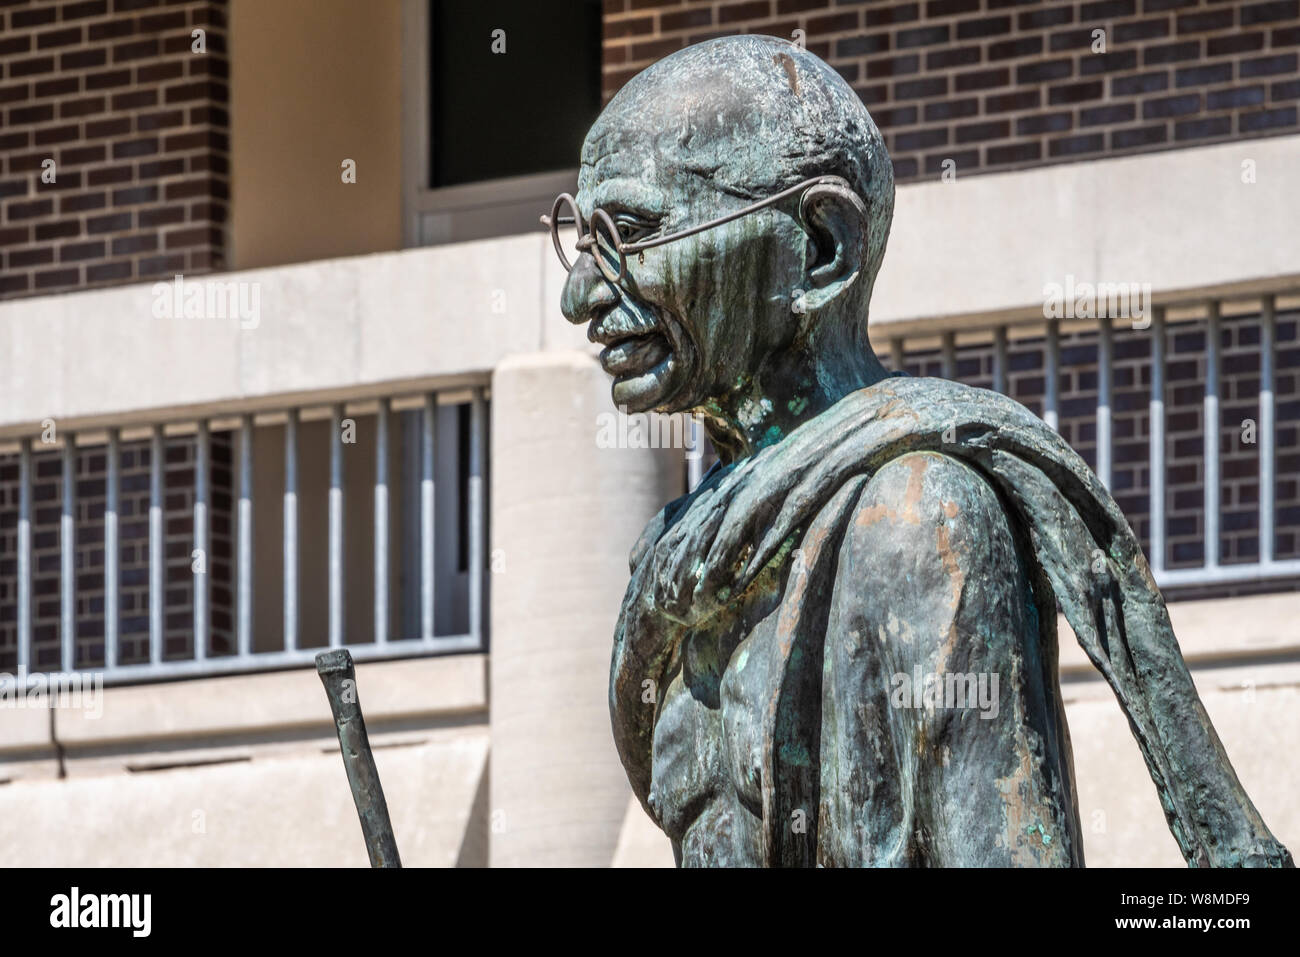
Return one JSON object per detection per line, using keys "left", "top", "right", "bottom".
{"left": 550, "top": 195, "right": 583, "bottom": 272}
{"left": 549, "top": 195, "right": 624, "bottom": 283}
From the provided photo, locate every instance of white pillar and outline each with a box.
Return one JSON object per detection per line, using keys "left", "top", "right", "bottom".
{"left": 489, "top": 351, "right": 683, "bottom": 867}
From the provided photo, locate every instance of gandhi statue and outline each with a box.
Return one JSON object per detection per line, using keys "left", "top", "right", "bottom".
{"left": 544, "top": 36, "right": 1292, "bottom": 867}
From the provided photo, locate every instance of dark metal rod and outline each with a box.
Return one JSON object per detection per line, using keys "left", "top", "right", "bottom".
{"left": 316, "top": 649, "right": 401, "bottom": 868}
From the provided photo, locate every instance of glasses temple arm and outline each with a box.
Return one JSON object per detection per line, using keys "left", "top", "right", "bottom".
{"left": 618, "top": 175, "right": 849, "bottom": 253}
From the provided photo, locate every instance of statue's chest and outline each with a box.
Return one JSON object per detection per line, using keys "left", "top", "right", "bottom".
{"left": 648, "top": 588, "right": 786, "bottom": 865}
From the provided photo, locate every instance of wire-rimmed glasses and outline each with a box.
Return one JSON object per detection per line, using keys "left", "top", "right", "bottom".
{"left": 540, "top": 174, "right": 854, "bottom": 285}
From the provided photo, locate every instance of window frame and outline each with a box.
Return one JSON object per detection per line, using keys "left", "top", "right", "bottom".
{"left": 401, "top": 0, "right": 581, "bottom": 247}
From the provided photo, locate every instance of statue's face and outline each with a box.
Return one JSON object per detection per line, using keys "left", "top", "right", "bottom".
{"left": 561, "top": 91, "right": 806, "bottom": 414}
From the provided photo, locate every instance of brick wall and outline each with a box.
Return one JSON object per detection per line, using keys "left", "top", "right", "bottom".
{"left": 0, "top": 0, "right": 229, "bottom": 302}
{"left": 602, "top": 0, "right": 1300, "bottom": 183}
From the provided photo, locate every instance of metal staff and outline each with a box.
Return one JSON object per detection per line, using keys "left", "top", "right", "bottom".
{"left": 316, "top": 649, "right": 402, "bottom": 868}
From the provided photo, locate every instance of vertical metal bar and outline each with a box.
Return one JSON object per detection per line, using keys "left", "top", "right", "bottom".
{"left": 1149, "top": 307, "right": 1167, "bottom": 574}
{"left": 686, "top": 416, "right": 703, "bottom": 493}
{"left": 284, "top": 409, "right": 299, "bottom": 652}
{"left": 420, "top": 394, "right": 436, "bottom": 641}
{"left": 941, "top": 331, "right": 956, "bottom": 380}
{"left": 149, "top": 426, "right": 164, "bottom": 665}
{"left": 374, "top": 398, "right": 390, "bottom": 645}
{"left": 890, "top": 337, "right": 905, "bottom": 374}
{"left": 1045, "top": 318, "right": 1060, "bottom": 432}
{"left": 400, "top": 412, "right": 420, "bottom": 643}
{"left": 17, "top": 439, "right": 31, "bottom": 675}
{"left": 1204, "top": 302, "right": 1220, "bottom": 569}
{"left": 993, "top": 326, "right": 1008, "bottom": 394}
{"left": 1260, "top": 296, "right": 1276, "bottom": 565}
{"left": 61, "top": 432, "right": 76, "bottom": 673}
{"left": 237, "top": 414, "right": 253, "bottom": 658}
{"left": 1097, "top": 319, "right": 1113, "bottom": 490}
{"left": 469, "top": 388, "right": 486, "bottom": 646}
{"left": 194, "top": 420, "right": 209, "bottom": 661}
{"left": 329, "top": 404, "right": 345, "bottom": 649}
{"left": 105, "top": 428, "right": 120, "bottom": 671}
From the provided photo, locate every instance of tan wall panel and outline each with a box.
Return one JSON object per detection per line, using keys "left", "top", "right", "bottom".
{"left": 230, "top": 0, "right": 403, "bottom": 270}
{"left": 489, "top": 351, "right": 685, "bottom": 866}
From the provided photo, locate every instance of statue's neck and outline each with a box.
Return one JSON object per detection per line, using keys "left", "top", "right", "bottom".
{"left": 698, "top": 342, "right": 890, "bottom": 464}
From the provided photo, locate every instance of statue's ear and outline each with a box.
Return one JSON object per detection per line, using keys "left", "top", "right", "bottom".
{"left": 796, "top": 181, "right": 868, "bottom": 312}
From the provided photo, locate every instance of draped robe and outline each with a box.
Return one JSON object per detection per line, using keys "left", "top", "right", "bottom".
{"left": 610, "top": 375, "right": 1293, "bottom": 867}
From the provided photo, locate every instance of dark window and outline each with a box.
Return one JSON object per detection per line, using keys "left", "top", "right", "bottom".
{"left": 430, "top": 0, "right": 603, "bottom": 188}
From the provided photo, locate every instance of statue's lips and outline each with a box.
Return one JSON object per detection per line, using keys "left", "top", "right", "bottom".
{"left": 599, "top": 331, "right": 671, "bottom": 378}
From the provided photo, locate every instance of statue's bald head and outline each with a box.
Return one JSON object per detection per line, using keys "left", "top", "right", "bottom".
{"left": 584, "top": 35, "right": 894, "bottom": 298}
{"left": 564, "top": 36, "right": 894, "bottom": 418}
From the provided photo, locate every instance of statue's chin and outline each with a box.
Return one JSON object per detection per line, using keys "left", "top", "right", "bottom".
{"left": 609, "top": 349, "right": 681, "bottom": 413}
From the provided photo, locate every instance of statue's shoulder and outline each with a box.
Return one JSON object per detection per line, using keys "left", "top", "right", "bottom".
{"left": 845, "top": 448, "right": 1012, "bottom": 561}
{"left": 826, "top": 449, "right": 1026, "bottom": 644}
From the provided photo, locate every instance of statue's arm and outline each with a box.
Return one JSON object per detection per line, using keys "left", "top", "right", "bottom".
{"left": 609, "top": 511, "right": 686, "bottom": 818}
{"left": 819, "top": 451, "right": 1080, "bottom": 866}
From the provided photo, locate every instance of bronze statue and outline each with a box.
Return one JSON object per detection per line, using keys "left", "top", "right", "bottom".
{"left": 546, "top": 36, "right": 1292, "bottom": 867}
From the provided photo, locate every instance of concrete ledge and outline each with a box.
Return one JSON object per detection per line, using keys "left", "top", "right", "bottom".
{"left": 0, "top": 235, "right": 560, "bottom": 436}
{"left": 0, "top": 695, "right": 51, "bottom": 752}
{"left": 50, "top": 653, "right": 487, "bottom": 750}
{"left": 872, "top": 135, "right": 1300, "bottom": 334}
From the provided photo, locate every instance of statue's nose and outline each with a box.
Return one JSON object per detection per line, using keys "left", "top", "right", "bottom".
{"left": 560, "top": 251, "right": 617, "bottom": 326}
